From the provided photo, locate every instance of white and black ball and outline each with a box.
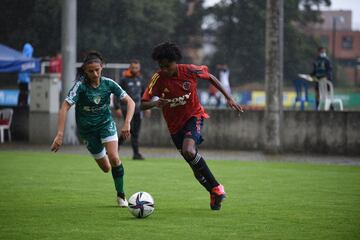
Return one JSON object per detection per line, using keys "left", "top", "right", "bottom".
{"left": 128, "top": 192, "right": 155, "bottom": 218}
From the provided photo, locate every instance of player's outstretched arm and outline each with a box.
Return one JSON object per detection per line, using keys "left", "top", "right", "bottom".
{"left": 51, "top": 101, "right": 72, "bottom": 152}
{"left": 120, "top": 95, "right": 135, "bottom": 140}
{"left": 208, "top": 74, "right": 244, "bottom": 113}
{"left": 140, "top": 100, "right": 157, "bottom": 111}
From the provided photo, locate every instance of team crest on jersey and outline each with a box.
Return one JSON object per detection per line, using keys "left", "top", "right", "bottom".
{"left": 93, "top": 96, "right": 101, "bottom": 104}
{"left": 69, "top": 90, "right": 76, "bottom": 97}
{"left": 182, "top": 81, "right": 191, "bottom": 91}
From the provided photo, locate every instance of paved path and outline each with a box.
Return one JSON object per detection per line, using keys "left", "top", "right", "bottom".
{"left": 1, "top": 142, "right": 359, "bottom": 166}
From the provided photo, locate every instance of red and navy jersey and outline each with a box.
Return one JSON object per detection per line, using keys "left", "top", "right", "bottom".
{"left": 142, "top": 64, "right": 210, "bottom": 134}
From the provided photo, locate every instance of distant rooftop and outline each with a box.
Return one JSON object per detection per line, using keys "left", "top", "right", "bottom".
{"left": 311, "top": 10, "right": 352, "bottom": 31}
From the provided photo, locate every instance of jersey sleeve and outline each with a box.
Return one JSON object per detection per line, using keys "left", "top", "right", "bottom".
{"left": 109, "top": 78, "right": 127, "bottom": 99}
{"left": 142, "top": 72, "right": 160, "bottom": 102}
{"left": 65, "top": 81, "right": 82, "bottom": 105}
{"left": 189, "top": 64, "right": 211, "bottom": 80}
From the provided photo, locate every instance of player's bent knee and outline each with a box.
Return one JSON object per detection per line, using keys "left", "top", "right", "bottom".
{"left": 182, "top": 149, "right": 196, "bottom": 162}
{"left": 108, "top": 155, "right": 120, "bottom": 166}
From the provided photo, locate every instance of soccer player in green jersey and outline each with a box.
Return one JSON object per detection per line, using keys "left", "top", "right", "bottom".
{"left": 51, "top": 51, "right": 135, "bottom": 207}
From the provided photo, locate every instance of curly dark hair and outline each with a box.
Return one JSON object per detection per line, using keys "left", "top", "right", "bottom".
{"left": 151, "top": 41, "right": 182, "bottom": 62}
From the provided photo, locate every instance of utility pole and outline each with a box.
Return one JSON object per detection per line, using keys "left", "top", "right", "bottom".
{"left": 332, "top": 17, "right": 336, "bottom": 86}
{"left": 61, "top": 0, "right": 78, "bottom": 144}
{"left": 331, "top": 16, "right": 344, "bottom": 86}
{"left": 264, "top": 0, "right": 283, "bottom": 153}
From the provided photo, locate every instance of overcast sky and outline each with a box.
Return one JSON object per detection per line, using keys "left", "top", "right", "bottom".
{"left": 204, "top": 0, "right": 360, "bottom": 30}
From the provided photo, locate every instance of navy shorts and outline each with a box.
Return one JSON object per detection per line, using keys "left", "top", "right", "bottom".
{"left": 171, "top": 117, "right": 204, "bottom": 150}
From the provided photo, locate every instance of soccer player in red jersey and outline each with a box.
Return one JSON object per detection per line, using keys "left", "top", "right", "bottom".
{"left": 141, "top": 42, "right": 243, "bottom": 210}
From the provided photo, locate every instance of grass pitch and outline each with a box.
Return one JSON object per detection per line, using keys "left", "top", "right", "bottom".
{"left": 0, "top": 151, "right": 359, "bottom": 240}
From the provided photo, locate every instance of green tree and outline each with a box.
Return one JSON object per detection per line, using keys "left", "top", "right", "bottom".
{"left": 205, "top": 0, "right": 331, "bottom": 86}
{"left": 0, "top": 0, "right": 190, "bottom": 76}
{"left": 171, "top": 0, "right": 206, "bottom": 63}
{"left": 206, "top": 0, "right": 266, "bottom": 85}
{"left": 0, "top": 0, "right": 61, "bottom": 56}
{"left": 77, "top": 0, "right": 181, "bottom": 75}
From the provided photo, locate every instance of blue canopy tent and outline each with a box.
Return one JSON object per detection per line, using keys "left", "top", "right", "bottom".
{"left": 0, "top": 44, "right": 41, "bottom": 106}
{"left": 0, "top": 43, "right": 40, "bottom": 73}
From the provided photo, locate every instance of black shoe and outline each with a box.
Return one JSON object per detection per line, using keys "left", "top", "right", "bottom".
{"left": 133, "top": 153, "right": 145, "bottom": 160}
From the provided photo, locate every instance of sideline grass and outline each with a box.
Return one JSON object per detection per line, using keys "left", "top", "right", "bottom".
{"left": 0, "top": 151, "right": 359, "bottom": 240}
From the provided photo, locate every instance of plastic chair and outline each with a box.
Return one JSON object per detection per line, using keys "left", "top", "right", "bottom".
{"left": 318, "top": 79, "right": 343, "bottom": 111}
{"left": 292, "top": 78, "right": 313, "bottom": 110}
{"left": 0, "top": 108, "right": 13, "bottom": 143}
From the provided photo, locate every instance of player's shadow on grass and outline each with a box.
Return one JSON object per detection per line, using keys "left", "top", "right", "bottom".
{"left": 98, "top": 205, "right": 123, "bottom": 209}
{"left": 96, "top": 205, "right": 213, "bottom": 220}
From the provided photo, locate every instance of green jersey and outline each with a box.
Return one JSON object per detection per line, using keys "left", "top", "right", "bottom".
{"left": 66, "top": 76, "right": 127, "bottom": 134}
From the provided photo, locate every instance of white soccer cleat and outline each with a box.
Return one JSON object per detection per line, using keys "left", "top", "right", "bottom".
{"left": 117, "top": 196, "right": 128, "bottom": 208}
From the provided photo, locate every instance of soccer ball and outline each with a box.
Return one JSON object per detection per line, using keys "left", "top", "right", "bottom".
{"left": 128, "top": 192, "right": 155, "bottom": 218}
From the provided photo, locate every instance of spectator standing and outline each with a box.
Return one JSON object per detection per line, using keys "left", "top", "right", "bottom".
{"left": 114, "top": 60, "right": 148, "bottom": 160}
{"left": 49, "top": 53, "right": 62, "bottom": 78}
{"left": 17, "top": 43, "right": 33, "bottom": 106}
{"left": 310, "top": 47, "right": 333, "bottom": 108}
{"left": 216, "top": 64, "right": 232, "bottom": 106}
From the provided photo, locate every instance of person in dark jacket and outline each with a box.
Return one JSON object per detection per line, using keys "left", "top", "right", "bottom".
{"left": 114, "top": 59, "right": 149, "bottom": 160}
{"left": 311, "top": 47, "right": 333, "bottom": 108}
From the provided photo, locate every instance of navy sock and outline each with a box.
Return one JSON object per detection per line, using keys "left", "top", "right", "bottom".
{"left": 185, "top": 152, "right": 219, "bottom": 191}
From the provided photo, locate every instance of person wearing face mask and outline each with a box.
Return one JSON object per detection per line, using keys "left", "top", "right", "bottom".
{"left": 310, "top": 47, "right": 333, "bottom": 108}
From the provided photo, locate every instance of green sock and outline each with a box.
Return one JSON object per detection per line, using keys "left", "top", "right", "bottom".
{"left": 111, "top": 164, "right": 125, "bottom": 197}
